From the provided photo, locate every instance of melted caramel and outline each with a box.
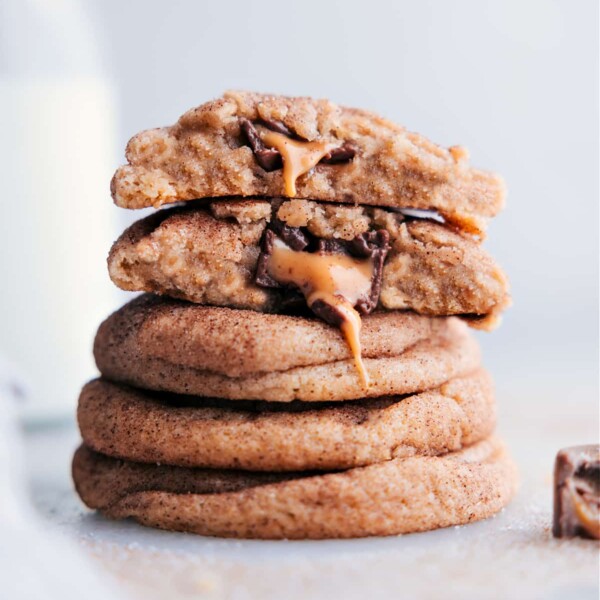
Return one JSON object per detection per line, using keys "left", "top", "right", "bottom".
{"left": 260, "top": 130, "right": 338, "bottom": 197}
{"left": 570, "top": 481, "right": 600, "bottom": 539}
{"left": 267, "top": 237, "right": 373, "bottom": 387}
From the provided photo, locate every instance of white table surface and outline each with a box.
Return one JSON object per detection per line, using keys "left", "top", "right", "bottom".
{"left": 24, "top": 381, "right": 599, "bottom": 600}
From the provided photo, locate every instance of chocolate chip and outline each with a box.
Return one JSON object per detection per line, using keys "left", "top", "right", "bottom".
{"left": 255, "top": 222, "right": 311, "bottom": 288}
{"left": 576, "top": 463, "right": 600, "bottom": 481}
{"left": 347, "top": 230, "right": 390, "bottom": 258}
{"left": 321, "top": 142, "right": 357, "bottom": 164}
{"left": 310, "top": 299, "right": 346, "bottom": 328}
{"left": 276, "top": 290, "right": 307, "bottom": 313}
{"left": 352, "top": 230, "right": 390, "bottom": 315}
{"left": 240, "top": 118, "right": 356, "bottom": 172}
{"left": 265, "top": 198, "right": 312, "bottom": 251}
{"left": 239, "top": 118, "right": 282, "bottom": 171}
{"left": 254, "top": 230, "right": 281, "bottom": 288}
{"left": 257, "top": 117, "right": 297, "bottom": 138}
{"left": 553, "top": 445, "right": 600, "bottom": 539}
{"left": 316, "top": 238, "right": 346, "bottom": 254}
{"left": 270, "top": 218, "right": 311, "bottom": 251}
{"left": 254, "top": 220, "right": 390, "bottom": 320}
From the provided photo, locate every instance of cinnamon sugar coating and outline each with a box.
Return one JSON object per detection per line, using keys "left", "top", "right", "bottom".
{"left": 111, "top": 91, "right": 505, "bottom": 235}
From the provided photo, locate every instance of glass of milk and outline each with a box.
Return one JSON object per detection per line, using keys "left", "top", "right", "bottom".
{"left": 0, "top": 0, "right": 120, "bottom": 423}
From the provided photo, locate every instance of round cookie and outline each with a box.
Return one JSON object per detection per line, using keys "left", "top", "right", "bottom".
{"left": 78, "top": 370, "right": 495, "bottom": 471}
{"left": 72, "top": 436, "right": 517, "bottom": 539}
{"left": 94, "top": 295, "right": 480, "bottom": 402}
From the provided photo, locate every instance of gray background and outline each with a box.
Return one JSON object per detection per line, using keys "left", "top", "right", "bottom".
{"left": 91, "top": 0, "right": 598, "bottom": 408}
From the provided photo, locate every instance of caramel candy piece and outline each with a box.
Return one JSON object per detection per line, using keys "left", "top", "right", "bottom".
{"left": 553, "top": 445, "right": 600, "bottom": 539}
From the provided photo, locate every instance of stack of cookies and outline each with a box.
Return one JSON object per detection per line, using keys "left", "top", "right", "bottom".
{"left": 73, "top": 91, "right": 517, "bottom": 539}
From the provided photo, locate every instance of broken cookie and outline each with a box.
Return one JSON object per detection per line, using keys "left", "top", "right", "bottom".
{"left": 111, "top": 91, "right": 505, "bottom": 236}
{"left": 108, "top": 199, "right": 510, "bottom": 332}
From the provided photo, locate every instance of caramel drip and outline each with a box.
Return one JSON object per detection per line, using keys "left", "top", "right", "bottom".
{"left": 267, "top": 237, "right": 373, "bottom": 387}
{"left": 337, "top": 302, "right": 370, "bottom": 387}
{"left": 260, "top": 130, "right": 338, "bottom": 197}
{"left": 570, "top": 480, "right": 600, "bottom": 539}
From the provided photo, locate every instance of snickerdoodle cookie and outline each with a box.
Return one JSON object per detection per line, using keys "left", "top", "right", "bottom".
{"left": 94, "top": 295, "right": 480, "bottom": 401}
{"left": 72, "top": 435, "right": 516, "bottom": 539}
{"left": 78, "top": 369, "right": 495, "bottom": 471}
{"left": 109, "top": 200, "right": 509, "bottom": 329}
{"left": 111, "top": 91, "right": 504, "bottom": 236}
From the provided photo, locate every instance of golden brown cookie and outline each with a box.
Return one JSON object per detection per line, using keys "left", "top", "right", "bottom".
{"left": 94, "top": 295, "right": 481, "bottom": 401}
{"left": 108, "top": 201, "right": 509, "bottom": 329}
{"left": 111, "top": 91, "right": 505, "bottom": 235}
{"left": 72, "top": 436, "right": 517, "bottom": 539}
{"left": 78, "top": 370, "right": 495, "bottom": 471}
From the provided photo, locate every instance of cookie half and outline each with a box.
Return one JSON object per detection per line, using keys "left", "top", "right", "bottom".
{"left": 78, "top": 370, "right": 495, "bottom": 471}
{"left": 72, "top": 436, "right": 516, "bottom": 539}
{"left": 108, "top": 201, "right": 510, "bottom": 329}
{"left": 111, "top": 91, "right": 504, "bottom": 235}
{"left": 94, "top": 295, "right": 481, "bottom": 401}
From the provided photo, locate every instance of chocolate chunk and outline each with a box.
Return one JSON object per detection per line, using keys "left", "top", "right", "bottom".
{"left": 353, "top": 230, "right": 390, "bottom": 315}
{"left": 254, "top": 223, "right": 390, "bottom": 320}
{"left": 270, "top": 218, "right": 311, "bottom": 251}
{"left": 257, "top": 117, "right": 297, "bottom": 138}
{"left": 267, "top": 198, "right": 312, "bottom": 251}
{"left": 313, "top": 231, "right": 390, "bottom": 317}
{"left": 348, "top": 229, "right": 390, "bottom": 258}
{"left": 310, "top": 299, "right": 346, "bottom": 328}
{"left": 316, "top": 238, "right": 346, "bottom": 254}
{"left": 240, "top": 117, "right": 356, "bottom": 172}
{"left": 553, "top": 445, "right": 600, "bottom": 539}
{"left": 255, "top": 225, "right": 311, "bottom": 288}
{"left": 321, "top": 142, "right": 357, "bottom": 164}
{"left": 239, "top": 118, "right": 282, "bottom": 171}
{"left": 276, "top": 290, "right": 307, "bottom": 313}
{"left": 254, "top": 230, "right": 281, "bottom": 288}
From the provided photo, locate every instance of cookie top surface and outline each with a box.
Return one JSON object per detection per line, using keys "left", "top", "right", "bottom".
{"left": 111, "top": 91, "right": 505, "bottom": 234}
{"left": 78, "top": 370, "right": 495, "bottom": 471}
{"left": 94, "top": 295, "right": 480, "bottom": 401}
{"left": 94, "top": 294, "right": 458, "bottom": 379}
